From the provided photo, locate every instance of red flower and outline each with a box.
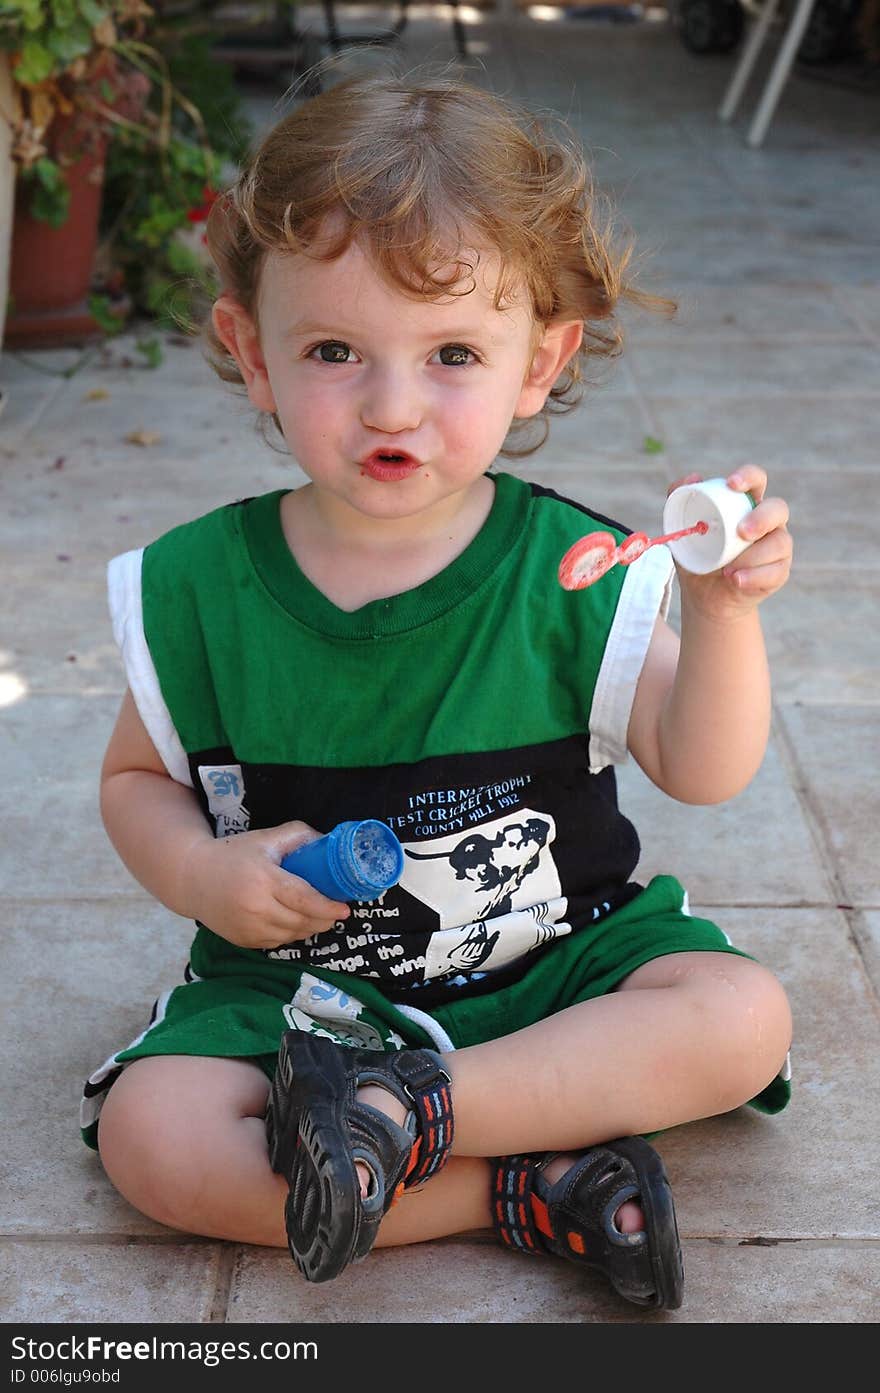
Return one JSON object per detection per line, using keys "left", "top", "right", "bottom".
{"left": 186, "top": 185, "right": 220, "bottom": 224}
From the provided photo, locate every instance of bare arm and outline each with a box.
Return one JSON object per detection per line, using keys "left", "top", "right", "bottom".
{"left": 627, "top": 466, "right": 791, "bottom": 804}
{"left": 100, "top": 690, "right": 350, "bottom": 947}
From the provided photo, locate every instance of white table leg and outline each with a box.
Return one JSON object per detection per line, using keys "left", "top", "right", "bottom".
{"left": 719, "top": 0, "right": 782, "bottom": 122}
{"left": 746, "top": 0, "right": 819, "bottom": 146}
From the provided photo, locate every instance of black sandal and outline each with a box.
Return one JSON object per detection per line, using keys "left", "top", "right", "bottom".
{"left": 491, "top": 1138, "right": 684, "bottom": 1310}
{"left": 266, "top": 1031, "right": 454, "bottom": 1283}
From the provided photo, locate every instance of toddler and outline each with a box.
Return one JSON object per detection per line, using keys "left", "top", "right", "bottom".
{"left": 83, "top": 73, "right": 794, "bottom": 1312}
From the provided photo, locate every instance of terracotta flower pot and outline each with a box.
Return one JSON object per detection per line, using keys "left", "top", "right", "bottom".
{"left": 8, "top": 132, "right": 107, "bottom": 317}
{"left": 4, "top": 55, "right": 141, "bottom": 348}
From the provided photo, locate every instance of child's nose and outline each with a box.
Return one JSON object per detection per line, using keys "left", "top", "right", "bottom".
{"left": 359, "top": 367, "right": 423, "bottom": 433}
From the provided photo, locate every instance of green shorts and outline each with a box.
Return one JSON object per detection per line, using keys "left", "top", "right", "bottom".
{"left": 80, "top": 874, "right": 791, "bottom": 1149}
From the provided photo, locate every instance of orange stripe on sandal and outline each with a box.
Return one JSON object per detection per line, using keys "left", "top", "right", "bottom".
{"left": 530, "top": 1193, "right": 554, "bottom": 1239}
{"left": 405, "top": 1138, "right": 422, "bottom": 1178}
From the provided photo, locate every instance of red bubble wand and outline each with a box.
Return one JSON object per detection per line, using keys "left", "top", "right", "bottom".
{"left": 558, "top": 521, "right": 710, "bottom": 591}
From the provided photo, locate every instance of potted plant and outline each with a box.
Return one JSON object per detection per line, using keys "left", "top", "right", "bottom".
{"left": 1, "top": 3, "right": 152, "bottom": 343}
{"left": 0, "top": 3, "right": 249, "bottom": 347}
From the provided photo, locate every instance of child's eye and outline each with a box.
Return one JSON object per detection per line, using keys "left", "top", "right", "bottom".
{"left": 310, "top": 341, "right": 355, "bottom": 363}
{"left": 434, "top": 344, "right": 476, "bottom": 367}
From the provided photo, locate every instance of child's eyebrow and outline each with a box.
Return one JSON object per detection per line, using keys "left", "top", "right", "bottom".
{"left": 281, "top": 319, "right": 499, "bottom": 345}
{"left": 280, "top": 321, "right": 344, "bottom": 342}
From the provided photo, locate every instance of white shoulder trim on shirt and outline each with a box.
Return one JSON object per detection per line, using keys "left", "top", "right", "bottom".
{"left": 588, "top": 543, "right": 674, "bottom": 772}
{"left": 107, "top": 549, "right": 193, "bottom": 787}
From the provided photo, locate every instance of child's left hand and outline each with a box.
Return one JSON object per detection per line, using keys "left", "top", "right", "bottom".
{"left": 670, "top": 465, "right": 792, "bottom": 620}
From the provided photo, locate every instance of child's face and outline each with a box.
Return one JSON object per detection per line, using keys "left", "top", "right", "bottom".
{"left": 220, "top": 239, "right": 574, "bottom": 527}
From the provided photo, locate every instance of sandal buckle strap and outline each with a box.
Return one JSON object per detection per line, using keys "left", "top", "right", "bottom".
{"left": 491, "top": 1155, "right": 543, "bottom": 1255}
{"left": 399, "top": 1054, "right": 454, "bottom": 1186}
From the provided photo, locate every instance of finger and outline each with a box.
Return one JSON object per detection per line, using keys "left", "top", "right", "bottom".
{"left": 667, "top": 472, "right": 703, "bottom": 496}
{"left": 265, "top": 896, "right": 347, "bottom": 939}
{"left": 269, "top": 822, "right": 323, "bottom": 860}
{"left": 723, "top": 556, "right": 792, "bottom": 592}
{"left": 260, "top": 919, "right": 341, "bottom": 951}
{"left": 726, "top": 464, "right": 768, "bottom": 503}
{"left": 724, "top": 526, "right": 793, "bottom": 571}
{"left": 273, "top": 868, "right": 350, "bottom": 921}
{"left": 736, "top": 495, "right": 790, "bottom": 542}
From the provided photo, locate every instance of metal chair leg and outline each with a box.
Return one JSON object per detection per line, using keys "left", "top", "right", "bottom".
{"left": 449, "top": 0, "right": 469, "bottom": 57}
{"left": 319, "top": 0, "right": 465, "bottom": 58}
{"left": 719, "top": 0, "right": 782, "bottom": 121}
{"left": 746, "top": 0, "right": 819, "bottom": 146}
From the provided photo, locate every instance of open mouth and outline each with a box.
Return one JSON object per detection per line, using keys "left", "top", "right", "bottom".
{"left": 360, "top": 450, "right": 422, "bottom": 481}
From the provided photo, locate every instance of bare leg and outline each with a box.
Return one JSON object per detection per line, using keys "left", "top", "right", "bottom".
{"left": 441, "top": 954, "right": 790, "bottom": 1155}
{"left": 98, "top": 1055, "right": 290, "bottom": 1245}
{"left": 97, "top": 952, "right": 790, "bottom": 1247}
{"left": 377, "top": 951, "right": 789, "bottom": 1242}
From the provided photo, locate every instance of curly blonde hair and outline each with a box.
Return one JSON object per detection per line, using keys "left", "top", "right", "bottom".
{"left": 204, "top": 71, "right": 672, "bottom": 456}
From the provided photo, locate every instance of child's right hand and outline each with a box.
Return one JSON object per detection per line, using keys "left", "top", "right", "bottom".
{"left": 186, "top": 821, "right": 350, "bottom": 951}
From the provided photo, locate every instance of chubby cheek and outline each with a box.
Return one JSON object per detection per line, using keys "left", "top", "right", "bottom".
{"left": 439, "top": 394, "right": 511, "bottom": 471}
{"left": 272, "top": 385, "right": 338, "bottom": 462}
{"left": 282, "top": 418, "right": 337, "bottom": 475}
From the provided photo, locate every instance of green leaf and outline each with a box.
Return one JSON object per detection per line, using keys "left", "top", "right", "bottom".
{"left": 87, "top": 294, "right": 124, "bottom": 334}
{"left": 14, "top": 39, "right": 56, "bottom": 85}
{"left": 46, "top": 16, "right": 94, "bottom": 63}
{"left": 32, "top": 157, "right": 64, "bottom": 192}
{"left": 135, "top": 337, "right": 164, "bottom": 369}
{"left": 78, "top": 0, "right": 110, "bottom": 25}
{"left": 54, "top": 0, "right": 78, "bottom": 28}
{"left": 642, "top": 435, "right": 665, "bottom": 455}
{"left": 18, "top": 0, "right": 47, "bottom": 33}
{"left": 23, "top": 159, "right": 70, "bottom": 227}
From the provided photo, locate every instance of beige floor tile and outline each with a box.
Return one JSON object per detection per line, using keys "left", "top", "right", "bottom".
{"left": 622, "top": 284, "right": 858, "bottom": 342}
{"left": 3, "top": 898, "right": 195, "bottom": 1234}
{"left": 0, "top": 694, "right": 135, "bottom": 896}
{"left": 750, "top": 467, "right": 877, "bottom": 572}
{"left": 0, "top": 427, "right": 292, "bottom": 558}
{"left": 0, "top": 567, "right": 120, "bottom": 696}
{"left": 833, "top": 286, "right": 880, "bottom": 341}
{"left": 0, "top": 385, "right": 62, "bottom": 451}
{"left": 630, "top": 340, "right": 880, "bottom": 399}
{"left": 775, "top": 706, "right": 880, "bottom": 906}
{"left": 641, "top": 395, "right": 880, "bottom": 472}
{"left": 617, "top": 733, "right": 831, "bottom": 906}
{"left": 653, "top": 907, "right": 880, "bottom": 1239}
{"left": 1, "top": 1241, "right": 222, "bottom": 1322}
{"left": 851, "top": 910, "right": 880, "bottom": 998}
{"left": 518, "top": 391, "right": 657, "bottom": 465}
{"left": 226, "top": 1236, "right": 880, "bottom": 1323}
{"left": 762, "top": 572, "right": 880, "bottom": 706}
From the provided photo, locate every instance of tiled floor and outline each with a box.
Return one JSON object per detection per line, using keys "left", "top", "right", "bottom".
{"left": 2, "top": 8, "right": 879, "bottom": 1323}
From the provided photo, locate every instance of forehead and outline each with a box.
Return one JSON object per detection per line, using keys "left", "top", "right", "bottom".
{"left": 257, "top": 241, "right": 529, "bottom": 329}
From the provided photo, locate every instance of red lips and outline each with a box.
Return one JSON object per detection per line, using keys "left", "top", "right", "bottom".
{"left": 360, "top": 450, "right": 423, "bottom": 482}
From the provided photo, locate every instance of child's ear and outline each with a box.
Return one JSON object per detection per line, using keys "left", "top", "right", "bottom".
{"left": 514, "top": 320, "right": 584, "bottom": 418}
{"left": 212, "top": 294, "right": 277, "bottom": 414}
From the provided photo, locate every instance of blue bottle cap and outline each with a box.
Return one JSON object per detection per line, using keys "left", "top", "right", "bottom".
{"left": 333, "top": 820, "right": 404, "bottom": 899}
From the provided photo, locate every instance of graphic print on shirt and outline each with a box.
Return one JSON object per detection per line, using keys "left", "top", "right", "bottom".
{"left": 198, "top": 763, "right": 250, "bottom": 836}
{"left": 263, "top": 765, "right": 584, "bottom": 989}
{"left": 184, "top": 735, "right": 641, "bottom": 993}
{"left": 282, "top": 972, "right": 407, "bottom": 1050}
{"left": 397, "top": 809, "right": 570, "bottom": 979}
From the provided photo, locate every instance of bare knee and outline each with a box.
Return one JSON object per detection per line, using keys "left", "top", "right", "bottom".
{"left": 683, "top": 958, "right": 792, "bottom": 1112}
{"left": 97, "top": 1055, "right": 269, "bottom": 1232}
{"left": 622, "top": 951, "right": 792, "bottom": 1114}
